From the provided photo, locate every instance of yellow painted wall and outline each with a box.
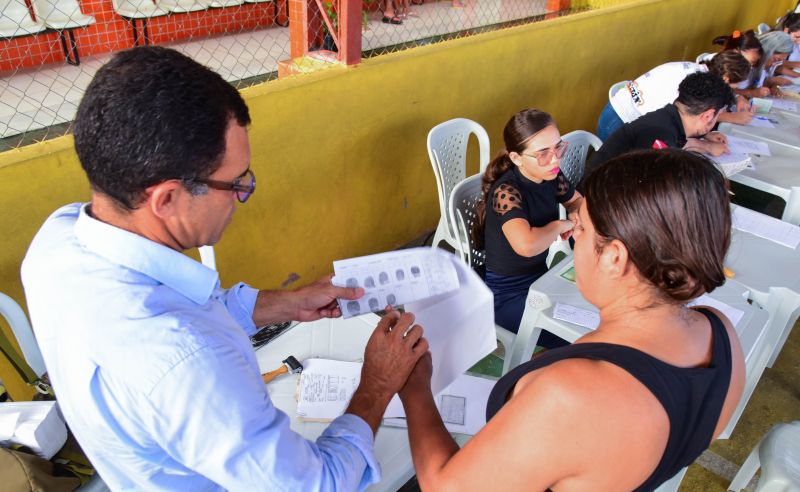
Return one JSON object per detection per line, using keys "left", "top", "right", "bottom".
{"left": 0, "top": 0, "right": 793, "bottom": 399}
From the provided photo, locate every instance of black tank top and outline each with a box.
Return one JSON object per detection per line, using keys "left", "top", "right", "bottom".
{"left": 486, "top": 308, "right": 733, "bottom": 491}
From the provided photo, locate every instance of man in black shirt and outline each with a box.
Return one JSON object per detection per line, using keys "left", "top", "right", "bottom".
{"left": 584, "top": 72, "right": 734, "bottom": 183}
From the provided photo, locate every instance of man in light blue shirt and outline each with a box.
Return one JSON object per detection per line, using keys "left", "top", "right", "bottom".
{"left": 21, "top": 46, "right": 429, "bottom": 491}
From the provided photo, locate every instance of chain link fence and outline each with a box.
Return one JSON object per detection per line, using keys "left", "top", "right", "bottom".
{"left": 1, "top": 0, "right": 619, "bottom": 150}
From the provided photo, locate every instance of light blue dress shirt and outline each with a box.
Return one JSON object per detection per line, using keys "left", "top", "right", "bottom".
{"left": 21, "top": 203, "right": 380, "bottom": 491}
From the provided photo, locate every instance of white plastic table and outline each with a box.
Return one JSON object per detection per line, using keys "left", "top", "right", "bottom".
{"left": 513, "top": 258, "right": 770, "bottom": 440}
{"left": 718, "top": 125, "right": 800, "bottom": 224}
{"left": 254, "top": 315, "right": 472, "bottom": 491}
{"left": 727, "top": 205, "right": 800, "bottom": 367}
{"left": 719, "top": 110, "right": 800, "bottom": 151}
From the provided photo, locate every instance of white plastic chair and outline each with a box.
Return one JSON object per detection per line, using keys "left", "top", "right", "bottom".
{"left": 729, "top": 421, "right": 800, "bottom": 491}
{"left": 696, "top": 52, "right": 715, "bottom": 63}
{"left": 157, "top": 0, "right": 206, "bottom": 13}
{"left": 428, "top": 118, "right": 490, "bottom": 252}
{"left": 0, "top": 0, "right": 46, "bottom": 38}
{"left": 110, "top": 0, "right": 168, "bottom": 46}
{"left": 29, "top": 0, "right": 94, "bottom": 65}
{"left": 198, "top": 245, "right": 217, "bottom": 270}
{"left": 608, "top": 80, "right": 628, "bottom": 103}
{"left": 560, "top": 130, "right": 602, "bottom": 187}
{"left": 0, "top": 292, "right": 46, "bottom": 378}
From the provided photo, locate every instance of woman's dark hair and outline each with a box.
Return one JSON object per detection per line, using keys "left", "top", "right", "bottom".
{"left": 582, "top": 149, "right": 731, "bottom": 303}
{"left": 713, "top": 29, "right": 763, "bottom": 57}
{"left": 778, "top": 12, "right": 800, "bottom": 33}
{"left": 701, "top": 51, "right": 752, "bottom": 85}
{"left": 74, "top": 46, "right": 251, "bottom": 211}
{"left": 472, "top": 109, "right": 555, "bottom": 249}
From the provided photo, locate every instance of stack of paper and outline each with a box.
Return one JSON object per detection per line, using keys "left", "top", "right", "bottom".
{"left": 726, "top": 135, "right": 771, "bottom": 156}
{"left": 710, "top": 152, "right": 753, "bottom": 177}
{"left": 732, "top": 207, "right": 800, "bottom": 249}
{"left": 333, "top": 248, "right": 497, "bottom": 396}
{"left": 296, "top": 359, "right": 362, "bottom": 420}
{"left": 750, "top": 97, "right": 773, "bottom": 114}
{"left": 0, "top": 401, "right": 67, "bottom": 459}
{"left": 769, "top": 98, "right": 799, "bottom": 112}
{"left": 552, "top": 302, "right": 600, "bottom": 330}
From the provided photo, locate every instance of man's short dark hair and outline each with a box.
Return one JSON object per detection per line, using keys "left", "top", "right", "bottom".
{"left": 74, "top": 46, "right": 251, "bottom": 210}
{"left": 675, "top": 72, "right": 734, "bottom": 116}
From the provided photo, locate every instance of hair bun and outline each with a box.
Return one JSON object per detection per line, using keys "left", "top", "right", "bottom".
{"left": 656, "top": 263, "right": 703, "bottom": 302}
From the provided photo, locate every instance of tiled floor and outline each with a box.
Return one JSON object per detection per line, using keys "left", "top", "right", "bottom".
{"left": 0, "top": 0, "right": 547, "bottom": 141}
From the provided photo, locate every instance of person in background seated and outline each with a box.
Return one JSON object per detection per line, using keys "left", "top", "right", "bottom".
{"left": 585, "top": 72, "right": 734, "bottom": 182}
{"left": 21, "top": 46, "right": 429, "bottom": 491}
{"left": 774, "top": 13, "right": 800, "bottom": 79}
{"left": 711, "top": 30, "right": 766, "bottom": 99}
{"left": 399, "top": 149, "right": 745, "bottom": 492}
{"left": 472, "top": 109, "right": 582, "bottom": 348}
{"left": 747, "top": 31, "right": 794, "bottom": 93}
{"left": 597, "top": 51, "right": 753, "bottom": 140}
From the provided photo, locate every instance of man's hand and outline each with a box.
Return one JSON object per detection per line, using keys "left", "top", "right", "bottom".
{"left": 705, "top": 131, "right": 728, "bottom": 145}
{"left": 346, "top": 310, "right": 429, "bottom": 434}
{"left": 253, "top": 274, "right": 363, "bottom": 326}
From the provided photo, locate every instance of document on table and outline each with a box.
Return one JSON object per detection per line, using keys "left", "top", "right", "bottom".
{"left": 726, "top": 135, "right": 771, "bottom": 156}
{"left": 710, "top": 152, "right": 752, "bottom": 177}
{"left": 383, "top": 373, "right": 497, "bottom": 435}
{"left": 750, "top": 97, "right": 773, "bottom": 114}
{"left": 296, "top": 359, "right": 362, "bottom": 420}
{"left": 769, "top": 98, "right": 799, "bottom": 112}
{"left": 732, "top": 206, "right": 800, "bottom": 249}
{"left": 552, "top": 302, "right": 600, "bottom": 330}
{"left": 333, "top": 248, "right": 460, "bottom": 318}
{"left": 778, "top": 85, "right": 800, "bottom": 94}
{"left": 748, "top": 116, "right": 776, "bottom": 128}
{"left": 687, "top": 294, "right": 744, "bottom": 328}
{"left": 334, "top": 247, "right": 497, "bottom": 396}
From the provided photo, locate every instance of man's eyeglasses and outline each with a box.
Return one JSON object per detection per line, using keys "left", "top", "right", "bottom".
{"left": 196, "top": 169, "right": 256, "bottom": 203}
{"left": 521, "top": 140, "right": 569, "bottom": 165}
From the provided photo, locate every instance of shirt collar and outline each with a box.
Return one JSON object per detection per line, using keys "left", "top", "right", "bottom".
{"left": 74, "top": 203, "right": 219, "bottom": 305}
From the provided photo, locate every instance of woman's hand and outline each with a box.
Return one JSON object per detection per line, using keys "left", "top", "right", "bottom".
{"left": 558, "top": 219, "right": 576, "bottom": 241}
{"left": 755, "top": 87, "right": 771, "bottom": 98}
{"left": 725, "top": 110, "right": 754, "bottom": 125}
{"left": 399, "top": 351, "right": 433, "bottom": 402}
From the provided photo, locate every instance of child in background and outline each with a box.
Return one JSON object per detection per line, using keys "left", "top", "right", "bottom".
{"left": 747, "top": 31, "right": 794, "bottom": 93}
{"left": 774, "top": 13, "right": 800, "bottom": 79}
{"left": 712, "top": 30, "right": 767, "bottom": 99}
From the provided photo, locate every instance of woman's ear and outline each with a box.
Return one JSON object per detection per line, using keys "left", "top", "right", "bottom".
{"left": 508, "top": 151, "right": 522, "bottom": 167}
{"left": 598, "top": 238, "right": 630, "bottom": 279}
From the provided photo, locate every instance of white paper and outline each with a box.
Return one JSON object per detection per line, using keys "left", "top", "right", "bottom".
{"left": 296, "top": 359, "right": 361, "bottom": 420}
{"left": 726, "top": 135, "right": 771, "bottom": 156}
{"left": 778, "top": 84, "right": 800, "bottom": 94}
{"left": 687, "top": 294, "right": 744, "bottom": 328}
{"left": 747, "top": 116, "right": 776, "bottom": 128}
{"left": 333, "top": 248, "right": 460, "bottom": 318}
{"left": 710, "top": 152, "right": 752, "bottom": 177}
{"left": 769, "top": 99, "right": 799, "bottom": 112}
{"left": 0, "top": 401, "right": 67, "bottom": 459}
{"left": 405, "top": 254, "right": 497, "bottom": 396}
{"left": 732, "top": 207, "right": 800, "bottom": 249}
{"left": 382, "top": 373, "right": 496, "bottom": 435}
{"left": 552, "top": 302, "right": 600, "bottom": 330}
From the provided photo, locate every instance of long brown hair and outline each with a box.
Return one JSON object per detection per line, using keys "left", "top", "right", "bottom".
{"left": 712, "top": 29, "right": 763, "bottom": 56}
{"left": 582, "top": 149, "right": 731, "bottom": 303}
{"left": 472, "top": 109, "right": 555, "bottom": 249}
{"left": 701, "top": 50, "right": 752, "bottom": 85}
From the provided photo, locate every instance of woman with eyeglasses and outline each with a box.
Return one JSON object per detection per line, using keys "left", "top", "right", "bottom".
{"left": 473, "top": 109, "right": 582, "bottom": 348}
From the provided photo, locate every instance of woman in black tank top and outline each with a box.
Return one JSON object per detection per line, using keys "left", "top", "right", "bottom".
{"left": 397, "top": 149, "right": 745, "bottom": 491}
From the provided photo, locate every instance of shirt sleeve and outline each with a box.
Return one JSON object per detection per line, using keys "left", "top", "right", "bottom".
{"left": 491, "top": 183, "right": 527, "bottom": 225}
{"left": 145, "top": 342, "right": 380, "bottom": 492}
{"left": 554, "top": 172, "right": 575, "bottom": 204}
{"left": 220, "top": 282, "right": 259, "bottom": 336}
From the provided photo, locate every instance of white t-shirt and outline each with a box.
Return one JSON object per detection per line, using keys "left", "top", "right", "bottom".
{"left": 789, "top": 43, "right": 800, "bottom": 62}
{"left": 610, "top": 62, "right": 708, "bottom": 123}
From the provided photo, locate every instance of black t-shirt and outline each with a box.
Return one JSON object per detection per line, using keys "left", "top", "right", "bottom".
{"left": 585, "top": 103, "right": 687, "bottom": 181}
{"left": 484, "top": 166, "right": 575, "bottom": 276}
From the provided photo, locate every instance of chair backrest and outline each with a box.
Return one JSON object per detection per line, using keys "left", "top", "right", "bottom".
{"left": 0, "top": 0, "right": 44, "bottom": 37}
{"left": 198, "top": 245, "right": 217, "bottom": 270}
{"left": 608, "top": 80, "right": 628, "bottom": 102}
{"left": 427, "top": 118, "right": 490, "bottom": 242}
{"left": 30, "top": 0, "right": 90, "bottom": 26}
{"left": 0, "top": 292, "right": 46, "bottom": 378}
{"left": 560, "top": 130, "right": 602, "bottom": 187}
{"left": 695, "top": 52, "right": 714, "bottom": 64}
{"left": 447, "top": 174, "right": 485, "bottom": 271}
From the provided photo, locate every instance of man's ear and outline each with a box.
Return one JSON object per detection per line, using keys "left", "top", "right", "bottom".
{"left": 598, "top": 238, "right": 630, "bottom": 279}
{"left": 701, "top": 107, "right": 718, "bottom": 125}
{"left": 145, "top": 180, "right": 184, "bottom": 219}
